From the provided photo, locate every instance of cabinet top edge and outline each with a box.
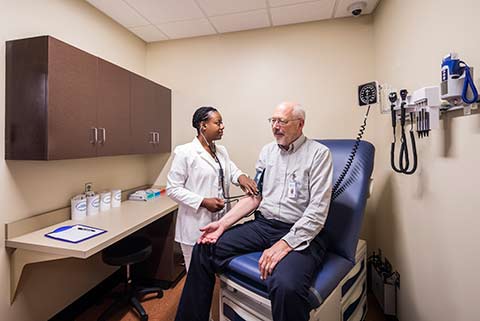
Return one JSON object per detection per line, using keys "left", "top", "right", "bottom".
{"left": 6, "top": 35, "right": 171, "bottom": 90}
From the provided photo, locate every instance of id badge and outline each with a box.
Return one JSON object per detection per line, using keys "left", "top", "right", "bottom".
{"left": 288, "top": 175, "right": 298, "bottom": 198}
{"left": 288, "top": 181, "right": 297, "bottom": 198}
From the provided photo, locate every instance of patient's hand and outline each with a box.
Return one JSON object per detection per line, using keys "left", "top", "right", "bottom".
{"left": 259, "top": 240, "right": 292, "bottom": 280}
{"left": 197, "top": 222, "right": 225, "bottom": 244}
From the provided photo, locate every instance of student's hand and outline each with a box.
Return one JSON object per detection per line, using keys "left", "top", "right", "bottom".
{"left": 238, "top": 175, "right": 258, "bottom": 195}
{"left": 201, "top": 198, "right": 225, "bottom": 212}
{"left": 258, "top": 240, "right": 292, "bottom": 280}
{"left": 198, "top": 221, "right": 225, "bottom": 244}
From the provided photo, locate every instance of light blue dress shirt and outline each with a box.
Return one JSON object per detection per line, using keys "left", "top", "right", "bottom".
{"left": 256, "top": 135, "right": 333, "bottom": 250}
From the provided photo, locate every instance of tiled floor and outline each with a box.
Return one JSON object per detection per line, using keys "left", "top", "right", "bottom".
{"left": 77, "top": 276, "right": 386, "bottom": 321}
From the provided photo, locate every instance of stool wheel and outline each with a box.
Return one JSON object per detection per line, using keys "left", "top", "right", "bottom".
{"left": 140, "top": 315, "right": 148, "bottom": 321}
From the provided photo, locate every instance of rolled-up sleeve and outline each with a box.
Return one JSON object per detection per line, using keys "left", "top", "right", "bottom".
{"left": 166, "top": 148, "right": 203, "bottom": 210}
{"left": 282, "top": 148, "right": 333, "bottom": 250}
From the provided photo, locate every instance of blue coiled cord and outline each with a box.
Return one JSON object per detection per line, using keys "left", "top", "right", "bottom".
{"left": 461, "top": 62, "right": 479, "bottom": 104}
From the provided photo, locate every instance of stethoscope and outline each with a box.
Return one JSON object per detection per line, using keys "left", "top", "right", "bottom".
{"left": 200, "top": 132, "right": 247, "bottom": 204}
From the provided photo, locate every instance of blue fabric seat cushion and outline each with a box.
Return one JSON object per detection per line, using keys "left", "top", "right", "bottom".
{"left": 223, "top": 251, "right": 353, "bottom": 309}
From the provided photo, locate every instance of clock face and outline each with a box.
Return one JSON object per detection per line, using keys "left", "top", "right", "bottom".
{"left": 358, "top": 82, "right": 378, "bottom": 106}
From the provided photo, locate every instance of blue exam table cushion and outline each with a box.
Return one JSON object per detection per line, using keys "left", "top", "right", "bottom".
{"left": 224, "top": 251, "right": 353, "bottom": 309}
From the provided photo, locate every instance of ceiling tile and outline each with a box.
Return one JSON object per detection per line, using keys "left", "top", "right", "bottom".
{"left": 268, "top": 0, "right": 315, "bottom": 7}
{"left": 334, "top": 0, "right": 379, "bottom": 18}
{"left": 125, "top": 0, "right": 204, "bottom": 24}
{"left": 270, "top": 0, "right": 336, "bottom": 26}
{"left": 210, "top": 9, "right": 270, "bottom": 33}
{"left": 197, "top": 0, "right": 267, "bottom": 16}
{"left": 157, "top": 19, "right": 216, "bottom": 39}
{"left": 129, "top": 25, "right": 168, "bottom": 42}
{"left": 86, "top": 0, "right": 149, "bottom": 27}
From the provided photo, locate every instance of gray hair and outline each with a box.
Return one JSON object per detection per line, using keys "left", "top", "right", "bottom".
{"left": 277, "top": 102, "right": 306, "bottom": 120}
{"left": 292, "top": 104, "right": 306, "bottom": 120}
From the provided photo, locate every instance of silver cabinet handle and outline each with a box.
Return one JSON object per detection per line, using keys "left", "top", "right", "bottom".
{"left": 155, "top": 132, "right": 160, "bottom": 144}
{"left": 90, "top": 127, "right": 98, "bottom": 144}
{"left": 149, "top": 131, "right": 156, "bottom": 144}
{"left": 98, "top": 128, "right": 106, "bottom": 144}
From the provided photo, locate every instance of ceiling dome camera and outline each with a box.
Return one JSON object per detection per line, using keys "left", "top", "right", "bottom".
{"left": 348, "top": 1, "right": 367, "bottom": 17}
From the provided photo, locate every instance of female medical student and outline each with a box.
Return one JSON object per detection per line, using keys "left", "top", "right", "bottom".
{"left": 167, "top": 106, "right": 257, "bottom": 270}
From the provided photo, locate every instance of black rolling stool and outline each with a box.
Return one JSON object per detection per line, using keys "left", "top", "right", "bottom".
{"left": 98, "top": 236, "right": 163, "bottom": 321}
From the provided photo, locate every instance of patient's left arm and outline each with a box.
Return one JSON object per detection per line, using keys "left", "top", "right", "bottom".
{"left": 198, "top": 196, "right": 261, "bottom": 244}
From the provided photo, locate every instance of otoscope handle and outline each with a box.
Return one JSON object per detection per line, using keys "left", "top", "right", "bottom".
{"left": 388, "top": 92, "right": 398, "bottom": 128}
{"left": 399, "top": 89, "right": 408, "bottom": 126}
{"left": 400, "top": 103, "right": 406, "bottom": 126}
{"left": 391, "top": 107, "right": 397, "bottom": 127}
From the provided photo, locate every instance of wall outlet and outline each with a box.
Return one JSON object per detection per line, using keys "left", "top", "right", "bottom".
{"left": 379, "top": 83, "right": 396, "bottom": 114}
{"left": 84, "top": 182, "right": 93, "bottom": 193}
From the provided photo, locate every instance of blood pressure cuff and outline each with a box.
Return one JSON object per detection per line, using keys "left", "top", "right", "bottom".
{"left": 253, "top": 168, "right": 265, "bottom": 195}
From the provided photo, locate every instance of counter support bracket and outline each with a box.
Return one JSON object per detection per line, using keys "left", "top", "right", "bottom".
{"left": 10, "top": 248, "right": 67, "bottom": 304}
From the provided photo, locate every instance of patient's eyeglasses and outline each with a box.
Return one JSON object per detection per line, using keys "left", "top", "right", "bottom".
{"left": 267, "top": 118, "right": 301, "bottom": 126}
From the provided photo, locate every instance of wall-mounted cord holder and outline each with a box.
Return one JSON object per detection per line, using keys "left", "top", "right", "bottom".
{"left": 441, "top": 53, "right": 479, "bottom": 115}
{"left": 381, "top": 53, "right": 478, "bottom": 175}
{"left": 386, "top": 86, "right": 442, "bottom": 174}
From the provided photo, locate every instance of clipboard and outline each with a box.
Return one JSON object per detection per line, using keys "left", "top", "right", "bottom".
{"left": 45, "top": 224, "right": 107, "bottom": 243}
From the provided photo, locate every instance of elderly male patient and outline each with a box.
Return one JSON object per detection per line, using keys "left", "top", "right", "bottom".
{"left": 174, "top": 102, "right": 333, "bottom": 321}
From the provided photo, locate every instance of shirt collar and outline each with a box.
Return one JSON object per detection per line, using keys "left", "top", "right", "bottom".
{"left": 278, "top": 134, "right": 306, "bottom": 153}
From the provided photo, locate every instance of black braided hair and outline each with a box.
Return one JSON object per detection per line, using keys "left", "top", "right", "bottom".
{"left": 192, "top": 106, "right": 217, "bottom": 133}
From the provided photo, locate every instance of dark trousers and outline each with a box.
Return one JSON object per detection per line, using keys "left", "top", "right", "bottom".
{"left": 175, "top": 213, "right": 327, "bottom": 321}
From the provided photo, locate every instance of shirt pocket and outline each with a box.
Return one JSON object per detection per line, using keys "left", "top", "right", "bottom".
{"left": 287, "top": 167, "right": 309, "bottom": 200}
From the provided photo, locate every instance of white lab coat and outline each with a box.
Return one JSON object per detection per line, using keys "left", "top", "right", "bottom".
{"left": 167, "top": 137, "right": 245, "bottom": 246}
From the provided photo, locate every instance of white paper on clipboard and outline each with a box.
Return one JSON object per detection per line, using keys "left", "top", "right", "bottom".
{"left": 45, "top": 224, "right": 107, "bottom": 243}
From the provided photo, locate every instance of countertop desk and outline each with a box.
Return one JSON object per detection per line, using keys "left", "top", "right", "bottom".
{"left": 5, "top": 195, "right": 178, "bottom": 303}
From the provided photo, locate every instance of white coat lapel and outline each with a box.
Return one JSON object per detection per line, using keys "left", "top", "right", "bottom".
{"left": 192, "top": 137, "right": 218, "bottom": 171}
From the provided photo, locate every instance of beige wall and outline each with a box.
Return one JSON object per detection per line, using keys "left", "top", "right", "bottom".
{"left": 0, "top": 1, "right": 153, "bottom": 320}
{"left": 147, "top": 3, "right": 480, "bottom": 320}
{"left": 4, "top": 1, "right": 476, "bottom": 320}
{"left": 371, "top": 0, "right": 479, "bottom": 321}
{"left": 146, "top": 16, "right": 376, "bottom": 181}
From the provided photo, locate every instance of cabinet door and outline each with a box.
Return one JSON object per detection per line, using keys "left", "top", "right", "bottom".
{"left": 131, "top": 74, "right": 158, "bottom": 154}
{"left": 154, "top": 84, "right": 172, "bottom": 153}
{"left": 47, "top": 37, "right": 97, "bottom": 159}
{"left": 97, "top": 59, "right": 131, "bottom": 156}
{"left": 5, "top": 36, "right": 49, "bottom": 160}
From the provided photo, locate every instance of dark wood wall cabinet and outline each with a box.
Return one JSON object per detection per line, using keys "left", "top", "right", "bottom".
{"left": 5, "top": 36, "right": 171, "bottom": 160}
